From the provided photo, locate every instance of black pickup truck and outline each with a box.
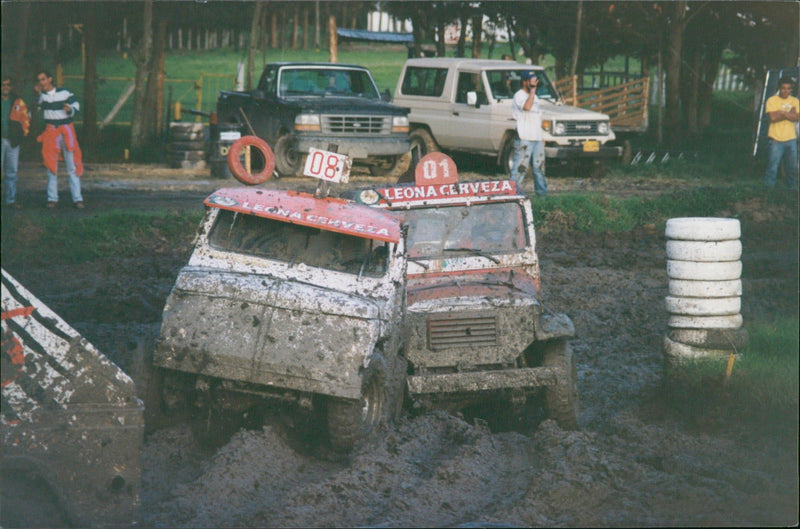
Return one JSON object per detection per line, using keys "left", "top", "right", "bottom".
{"left": 214, "top": 62, "right": 411, "bottom": 178}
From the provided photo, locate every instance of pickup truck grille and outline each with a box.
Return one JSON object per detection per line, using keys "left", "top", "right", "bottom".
{"left": 427, "top": 312, "right": 498, "bottom": 350}
{"left": 563, "top": 121, "right": 599, "bottom": 135}
{"left": 322, "top": 115, "right": 391, "bottom": 135}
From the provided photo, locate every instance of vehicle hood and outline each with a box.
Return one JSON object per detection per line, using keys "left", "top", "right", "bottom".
{"left": 540, "top": 99, "right": 610, "bottom": 120}
{"left": 406, "top": 269, "right": 539, "bottom": 309}
{"left": 291, "top": 97, "right": 407, "bottom": 116}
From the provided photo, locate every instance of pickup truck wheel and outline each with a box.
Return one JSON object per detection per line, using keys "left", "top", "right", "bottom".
{"left": 409, "top": 128, "right": 438, "bottom": 162}
{"left": 369, "top": 153, "right": 412, "bottom": 178}
{"left": 274, "top": 135, "right": 304, "bottom": 177}
{"left": 543, "top": 340, "right": 579, "bottom": 429}
{"left": 327, "top": 359, "right": 387, "bottom": 452}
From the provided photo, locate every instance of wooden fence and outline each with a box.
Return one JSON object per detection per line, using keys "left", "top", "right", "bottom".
{"left": 555, "top": 75, "right": 650, "bottom": 133}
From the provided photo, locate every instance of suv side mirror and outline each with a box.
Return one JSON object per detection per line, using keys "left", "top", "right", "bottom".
{"left": 467, "top": 91, "right": 478, "bottom": 107}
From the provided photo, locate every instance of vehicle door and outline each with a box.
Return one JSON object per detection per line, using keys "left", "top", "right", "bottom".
{"left": 439, "top": 70, "right": 493, "bottom": 151}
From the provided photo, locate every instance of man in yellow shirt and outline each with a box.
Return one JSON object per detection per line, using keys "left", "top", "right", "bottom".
{"left": 764, "top": 77, "right": 799, "bottom": 190}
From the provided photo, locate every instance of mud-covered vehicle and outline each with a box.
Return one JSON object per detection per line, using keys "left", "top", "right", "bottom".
{"left": 215, "top": 62, "right": 411, "bottom": 178}
{"left": 355, "top": 165, "right": 578, "bottom": 428}
{"left": 149, "top": 187, "right": 408, "bottom": 451}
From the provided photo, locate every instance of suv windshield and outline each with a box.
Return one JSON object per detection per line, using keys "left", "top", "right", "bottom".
{"left": 396, "top": 202, "right": 528, "bottom": 260}
{"left": 278, "top": 68, "right": 380, "bottom": 99}
{"left": 486, "top": 70, "right": 558, "bottom": 101}
{"left": 208, "top": 210, "right": 389, "bottom": 277}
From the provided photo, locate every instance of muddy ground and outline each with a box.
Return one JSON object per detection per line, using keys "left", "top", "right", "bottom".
{"left": 2, "top": 161, "right": 798, "bottom": 527}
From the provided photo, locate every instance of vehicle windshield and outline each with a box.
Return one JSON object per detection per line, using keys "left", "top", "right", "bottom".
{"left": 395, "top": 202, "right": 528, "bottom": 260}
{"left": 208, "top": 210, "right": 389, "bottom": 277}
{"left": 486, "top": 70, "right": 558, "bottom": 101}
{"left": 278, "top": 68, "right": 380, "bottom": 99}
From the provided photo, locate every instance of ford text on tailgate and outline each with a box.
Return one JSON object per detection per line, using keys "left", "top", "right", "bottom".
{"left": 356, "top": 164, "right": 578, "bottom": 429}
{"left": 150, "top": 188, "right": 408, "bottom": 451}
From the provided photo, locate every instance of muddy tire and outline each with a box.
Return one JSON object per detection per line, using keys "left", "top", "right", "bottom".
{"left": 665, "top": 217, "right": 741, "bottom": 241}
{"left": 666, "top": 259, "right": 742, "bottom": 281}
{"left": 665, "top": 295, "right": 741, "bottom": 316}
{"left": 327, "top": 356, "right": 388, "bottom": 452}
{"left": 667, "top": 313, "right": 743, "bottom": 329}
{"left": 665, "top": 240, "right": 742, "bottom": 262}
{"left": 400, "top": 128, "right": 439, "bottom": 182}
{"left": 274, "top": 134, "right": 304, "bottom": 177}
{"left": 369, "top": 152, "right": 412, "bottom": 178}
{"left": 543, "top": 340, "right": 579, "bottom": 429}
{"left": 668, "top": 279, "right": 742, "bottom": 298}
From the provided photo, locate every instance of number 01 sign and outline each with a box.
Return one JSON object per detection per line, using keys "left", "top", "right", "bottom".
{"left": 303, "top": 147, "right": 352, "bottom": 183}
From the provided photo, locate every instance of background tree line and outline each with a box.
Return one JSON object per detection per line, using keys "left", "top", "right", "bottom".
{"left": 1, "top": 1, "right": 797, "bottom": 153}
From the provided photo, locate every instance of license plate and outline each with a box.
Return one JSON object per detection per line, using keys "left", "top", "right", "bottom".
{"left": 583, "top": 140, "right": 599, "bottom": 153}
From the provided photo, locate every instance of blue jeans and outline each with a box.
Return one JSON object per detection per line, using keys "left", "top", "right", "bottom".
{"left": 510, "top": 139, "right": 547, "bottom": 196}
{"left": 46, "top": 134, "right": 83, "bottom": 203}
{"left": 764, "top": 138, "right": 798, "bottom": 190}
{"left": 2, "top": 138, "right": 20, "bottom": 204}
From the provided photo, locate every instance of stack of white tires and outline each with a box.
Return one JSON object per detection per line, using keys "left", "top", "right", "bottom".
{"left": 167, "top": 122, "right": 207, "bottom": 170}
{"left": 663, "top": 217, "right": 748, "bottom": 366}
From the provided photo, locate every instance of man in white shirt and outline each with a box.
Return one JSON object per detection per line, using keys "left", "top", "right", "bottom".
{"left": 510, "top": 71, "right": 547, "bottom": 197}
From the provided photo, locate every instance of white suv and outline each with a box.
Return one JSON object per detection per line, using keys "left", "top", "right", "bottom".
{"left": 392, "top": 58, "right": 622, "bottom": 174}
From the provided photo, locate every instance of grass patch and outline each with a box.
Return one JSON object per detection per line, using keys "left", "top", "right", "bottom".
{"left": 0, "top": 210, "right": 202, "bottom": 266}
{"left": 663, "top": 317, "right": 799, "bottom": 432}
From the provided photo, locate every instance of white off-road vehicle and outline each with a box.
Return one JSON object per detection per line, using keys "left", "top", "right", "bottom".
{"left": 392, "top": 58, "right": 622, "bottom": 177}
{"left": 149, "top": 187, "right": 408, "bottom": 451}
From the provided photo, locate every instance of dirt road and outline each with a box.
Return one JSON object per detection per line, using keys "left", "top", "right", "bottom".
{"left": 2, "top": 162, "right": 797, "bottom": 527}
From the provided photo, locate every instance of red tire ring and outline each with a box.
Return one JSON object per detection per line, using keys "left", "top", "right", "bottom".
{"left": 227, "top": 135, "right": 276, "bottom": 185}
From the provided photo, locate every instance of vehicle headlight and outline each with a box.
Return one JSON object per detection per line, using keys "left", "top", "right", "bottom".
{"left": 598, "top": 121, "right": 610, "bottom": 134}
{"left": 392, "top": 115, "right": 409, "bottom": 133}
{"left": 541, "top": 119, "right": 552, "bottom": 132}
{"left": 553, "top": 122, "right": 566, "bottom": 135}
{"left": 294, "top": 114, "right": 321, "bottom": 131}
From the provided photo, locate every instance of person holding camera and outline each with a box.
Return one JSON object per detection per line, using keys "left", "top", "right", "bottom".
{"left": 510, "top": 70, "right": 547, "bottom": 197}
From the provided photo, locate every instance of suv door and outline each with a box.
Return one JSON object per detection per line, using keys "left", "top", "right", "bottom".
{"left": 438, "top": 71, "right": 494, "bottom": 151}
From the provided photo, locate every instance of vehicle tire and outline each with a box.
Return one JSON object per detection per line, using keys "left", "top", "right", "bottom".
{"left": 663, "top": 335, "right": 734, "bottom": 363}
{"left": 369, "top": 152, "right": 412, "bottom": 178}
{"left": 542, "top": 340, "right": 579, "bottom": 430}
{"left": 665, "top": 295, "right": 741, "bottom": 316}
{"left": 499, "top": 133, "right": 533, "bottom": 183}
{"left": 227, "top": 135, "right": 276, "bottom": 185}
{"left": 668, "top": 327, "right": 749, "bottom": 349}
{"left": 327, "top": 355, "right": 388, "bottom": 452}
{"left": 667, "top": 313, "right": 743, "bottom": 330}
{"left": 666, "top": 260, "right": 742, "bottom": 281}
{"left": 274, "top": 134, "right": 304, "bottom": 177}
{"left": 668, "top": 279, "right": 742, "bottom": 298}
{"left": 665, "top": 217, "right": 741, "bottom": 241}
{"left": 665, "top": 240, "right": 742, "bottom": 262}
{"left": 400, "top": 128, "right": 439, "bottom": 182}
{"left": 169, "top": 122, "right": 205, "bottom": 141}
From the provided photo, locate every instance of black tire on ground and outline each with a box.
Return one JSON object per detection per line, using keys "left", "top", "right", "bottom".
{"left": 274, "top": 134, "right": 304, "bottom": 177}
{"left": 327, "top": 356, "right": 388, "bottom": 452}
{"left": 399, "top": 128, "right": 439, "bottom": 182}
{"left": 543, "top": 340, "right": 579, "bottom": 429}
{"left": 369, "top": 152, "right": 412, "bottom": 178}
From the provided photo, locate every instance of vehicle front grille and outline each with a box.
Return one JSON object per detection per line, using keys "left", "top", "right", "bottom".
{"left": 321, "top": 115, "right": 391, "bottom": 135}
{"left": 563, "top": 121, "right": 599, "bottom": 135}
{"left": 427, "top": 312, "right": 498, "bottom": 350}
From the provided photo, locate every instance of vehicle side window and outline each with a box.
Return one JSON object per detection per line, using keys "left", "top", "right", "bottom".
{"left": 259, "top": 66, "right": 278, "bottom": 93}
{"left": 401, "top": 67, "right": 448, "bottom": 97}
{"left": 455, "top": 72, "right": 488, "bottom": 105}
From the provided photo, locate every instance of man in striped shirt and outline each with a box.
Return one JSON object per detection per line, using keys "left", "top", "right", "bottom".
{"left": 36, "top": 70, "right": 84, "bottom": 209}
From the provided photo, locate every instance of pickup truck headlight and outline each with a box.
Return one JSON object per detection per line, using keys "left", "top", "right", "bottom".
{"left": 295, "top": 114, "right": 321, "bottom": 132}
{"left": 392, "top": 115, "right": 410, "bottom": 133}
{"left": 553, "top": 122, "right": 566, "bottom": 136}
{"left": 598, "top": 121, "right": 610, "bottom": 135}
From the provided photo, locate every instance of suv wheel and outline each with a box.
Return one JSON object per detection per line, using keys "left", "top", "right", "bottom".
{"left": 369, "top": 152, "right": 412, "bottom": 178}
{"left": 543, "top": 340, "right": 579, "bottom": 429}
{"left": 400, "top": 128, "right": 439, "bottom": 182}
{"left": 327, "top": 357, "right": 388, "bottom": 451}
{"left": 274, "top": 134, "right": 304, "bottom": 176}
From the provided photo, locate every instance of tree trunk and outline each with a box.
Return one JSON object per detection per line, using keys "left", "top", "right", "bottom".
{"left": 570, "top": 0, "right": 583, "bottom": 77}
{"left": 82, "top": 7, "right": 98, "bottom": 145}
{"left": 314, "top": 0, "right": 321, "bottom": 49}
{"left": 471, "top": 15, "right": 482, "bottom": 58}
{"left": 457, "top": 15, "right": 468, "bottom": 57}
{"left": 436, "top": 17, "right": 446, "bottom": 57}
{"left": 303, "top": 7, "right": 310, "bottom": 49}
{"left": 270, "top": 12, "right": 278, "bottom": 49}
{"left": 148, "top": 19, "right": 167, "bottom": 139}
{"left": 11, "top": 2, "right": 31, "bottom": 85}
{"left": 411, "top": 9, "right": 424, "bottom": 58}
{"left": 247, "top": 1, "right": 265, "bottom": 90}
{"left": 328, "top": 14, "right": 338, "bottom": 63}
{"left": 292, "top": 3, "right": 299, "bottom": 49}
{"left": 130, "top": 0, "right": 153, "bottom": 154}
{"left": 698, "top": 53, "right": 719, "bottom": 131}
{"left": 665, "top": 1, "right": 686, "bottom": 145}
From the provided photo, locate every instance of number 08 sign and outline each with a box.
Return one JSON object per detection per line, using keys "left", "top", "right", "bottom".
{"left": 303, "top": 147, "right": 352, "bottom": 183}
